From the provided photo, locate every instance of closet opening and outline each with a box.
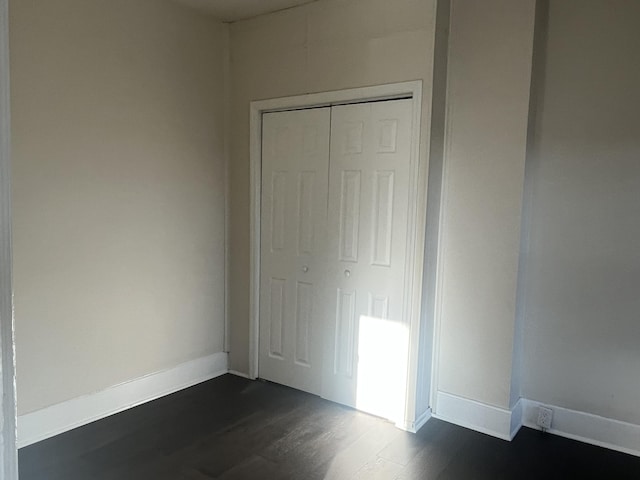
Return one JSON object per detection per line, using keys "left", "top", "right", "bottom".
{"left": 248, "top": 81, "right": 430, "bottom": 432}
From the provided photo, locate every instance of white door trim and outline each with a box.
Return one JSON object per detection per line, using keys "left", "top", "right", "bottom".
{"left": 0, "top": 0, "right": 19, "bottom": 476}
{"left": 249, "top": 81, "right": 428, "bottom": 429}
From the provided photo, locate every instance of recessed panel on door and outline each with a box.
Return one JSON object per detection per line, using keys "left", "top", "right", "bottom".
{"left": 297, "top": 172, "right": 316, "bottom": 256}
{"left": 295, "top": 281, "right": 313, "bottom": 366}
{"left": 334, "top": 288, "right": 357, "bottom": 377}
{"left": 269, "top": 278, "right": 286, "bottom": 358}
{"left": 371, "top": 170, "right": 395, "bottom": 267}
{"left": 270, "top": 172, "right": 287, "bottom": 252}
{"left": 339, "top": 171, "right": 361, "bottom": 263}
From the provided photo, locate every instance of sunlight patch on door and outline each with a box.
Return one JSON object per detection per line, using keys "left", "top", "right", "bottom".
{"left": 355, "top": 314, "right": 409, "bottom": 425}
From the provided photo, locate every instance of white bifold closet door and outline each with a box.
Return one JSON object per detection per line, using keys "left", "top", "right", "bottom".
{"left": 260, "top": 99, "right": 413, "bottom": 422}
{"left": 259, "top": 108, "right": 331, "bottom": 396}
{"left": 322, "top": 99, "right": 413, "bottom": 421}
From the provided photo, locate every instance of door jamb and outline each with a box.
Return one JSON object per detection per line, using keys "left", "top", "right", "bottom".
{"left": 0, "top": 0, "right": 19, "bottom": 476}
{"left": 249, "top": 81, "right": 427, "bottom": 430}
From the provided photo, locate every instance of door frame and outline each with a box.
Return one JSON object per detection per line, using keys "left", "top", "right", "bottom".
{"left": 0, "top": 0, "right": 19, "bottom": 476}
{"left": 249, "top": 81, "right": 427, "bottom": 431}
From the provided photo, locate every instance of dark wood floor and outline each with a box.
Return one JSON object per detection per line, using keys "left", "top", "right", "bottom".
{"left": 19, "top": 374, "right": 640, "bottom": 479}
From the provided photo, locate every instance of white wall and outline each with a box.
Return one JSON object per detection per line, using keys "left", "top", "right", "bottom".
{"left": 0, "top": 0, "right": 18, "bottom": 474}
{"left": 227, "top": 0, "right": 438, "bottom": 380}
{"left": 10, "top": 0, "right": 228, "bottom": 415}
{"left": 522, "top": 0, "right": 640, "bottom": 425}
{"left": 435, "top": 0, "right": 536, "bottom": 410}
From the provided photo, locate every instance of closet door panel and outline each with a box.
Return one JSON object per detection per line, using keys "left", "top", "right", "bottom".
{"left": 322, "top": 99, "right": 414, "bottom": 423}
{"left": 259, "top": 108, "right": 330, "bottom": 395}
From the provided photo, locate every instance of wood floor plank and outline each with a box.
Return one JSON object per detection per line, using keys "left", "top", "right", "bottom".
{"left": 377, "top": 426, "right": 435, "bottom": 467}
{"left": 352, "top": 456, "right": 405, "bottom": 480}
{"left": 215, "top": 455, "right": 292, "bottom": 480}
{"left": 395, "top": 419, "right": 473, "bottom": 480}
{"left": 321, "top": 421, "right": 401, "bottom": 480}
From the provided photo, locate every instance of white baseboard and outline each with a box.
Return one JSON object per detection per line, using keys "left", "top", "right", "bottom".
{"left": 400, "top": 408, "right": 432, "bottom": 433}
{"left": 521, "top": 399, "right": 640, "bottom": 458}
{"left": 510, "top": 397, "right": 523, "bottom": 439}
{"left": 433, "top": 391, "right": 521, "bottom": 441}
{"left": 433, "top": 393, "right": 640, "bottom": 457}
{"left": 228, "top": 369, "right": 250, "bottom": 379}
{"left": 18, "top": 352, "right": 228, "bottom": 448}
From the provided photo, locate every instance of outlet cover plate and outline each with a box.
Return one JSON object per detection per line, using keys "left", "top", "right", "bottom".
{"left": 537, "top": 406, "right": 553, "bottom": 429}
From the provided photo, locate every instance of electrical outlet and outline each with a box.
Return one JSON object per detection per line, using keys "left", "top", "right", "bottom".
{"left": 537, "top": 406, "right": 553, "bottom": 430}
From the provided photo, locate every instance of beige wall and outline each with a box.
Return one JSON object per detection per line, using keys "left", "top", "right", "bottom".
{"left": 522, "top": 0, "right": 640, "bottom": 425}
{"left": 418, "top": 0, "right": 451, "bottom": 420}
{"left": 10, "top": 0, "right": 228, "bottom": 414}
{"left": 436, "top": 0, "right": 536, "bottom": 409}
{"left": 227, "top": 0, "right": 438, "bottom": 374}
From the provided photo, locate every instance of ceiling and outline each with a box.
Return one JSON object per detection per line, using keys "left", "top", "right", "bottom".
{"left": 174, "top": 0, "right": 317, "bottom": 22}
